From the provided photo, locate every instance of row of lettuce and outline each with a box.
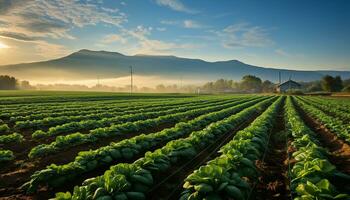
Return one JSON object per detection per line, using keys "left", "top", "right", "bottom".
{"left": 0, "top": 97, "right": 171, "bottom": 117}
{"left": 24, "top": 96, "right": 271, "bottom": 193}
{"left": 294, "top": 97, "right": 350, "bottom": 144}
{"left": 13, "top": 98, "right": 227, "bottom": 132}
{"left": 27, "top": 97, "right": 262, "bottom": 158}
{"left": 180, "top": 96, "right": 283, "bottom": 200}
{"left": 0, "top": 96, "right": 235, "bottom": 164}
{"left": 179, "top": 96, "right": 349, "bottom": 200}
{"left": 0, "top": 97, "right": 235, "bottom": 144}
{"left": 47, "top": 95, "right": 350, "bottom": 200}
{"left": 300, "top": 96, "right": 350, "bottom": 125}
{"left": 46, "top": 96, "right": 277, "bottom": 199}
{"left": 29, "top": 98, "right": 236, "bottom": 138}
{"left": 1, "top": 96, "right": 234, "bottom": 120}
{"left": 285, "top": 97, "right": 349, "bottom": 199}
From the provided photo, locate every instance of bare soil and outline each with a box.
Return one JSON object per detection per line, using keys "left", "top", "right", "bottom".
{"left": 252, "top": 104, "right": 290, "bottom": 200}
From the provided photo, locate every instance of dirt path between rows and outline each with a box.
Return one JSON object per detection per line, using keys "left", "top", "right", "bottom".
{"left": 252, "top": 103, "right": 290, "bottom": 200}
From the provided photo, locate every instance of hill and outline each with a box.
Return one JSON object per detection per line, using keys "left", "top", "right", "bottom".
{"left": 0, "top": 49, "right": 349, "bottom": 83}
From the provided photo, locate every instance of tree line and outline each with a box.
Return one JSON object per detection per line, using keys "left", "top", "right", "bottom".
{"left": 201, "top": 75, "right": 350, "bottom": 93}
{"left": 201, "top": 75, "right": 275, "bottom": 93}
{"left": 301, "top": 75, "right": 349, "bottom": 93}
{"left": 0, "top": 75, "right": 35, "bottom": 90}
{"left": 1, "top": 74, "right": 350, "bottom": 93}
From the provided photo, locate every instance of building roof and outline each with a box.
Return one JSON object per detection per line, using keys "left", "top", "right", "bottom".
{"left": 277, "top": 80, "right": 301, "bottom": 88}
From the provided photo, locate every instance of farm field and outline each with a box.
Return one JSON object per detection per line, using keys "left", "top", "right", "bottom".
{"left": 0, "top": 92, "right": 350, "bottom": 200}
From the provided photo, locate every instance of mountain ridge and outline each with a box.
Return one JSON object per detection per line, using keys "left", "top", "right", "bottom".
{"left": 0, "top": 49, "right": 349, "bottom": 83}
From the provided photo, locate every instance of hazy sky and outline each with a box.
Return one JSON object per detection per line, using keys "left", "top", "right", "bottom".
{"left": 0, "top": 0, "right": 349, "bottom": 70}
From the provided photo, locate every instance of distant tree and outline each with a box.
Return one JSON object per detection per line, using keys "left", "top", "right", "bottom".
{"left": 261, "top": 80, "right": 275, "bottom": 93}
{"left": 0, "top": 75, "right": 18, "bottom": 90}
{"left": 334, "top": 76, "right": 343, "bottom": 92}
{"left": 213, "top": 79, "right": 230, "bottom": 91}
{"left": 20, "top": 80, "right": 35, "bottom": 90}
{"left": 202, "top": 82, "right": 214, "bottom": 92}
{"left": 156, "top": 84, "right": 166, "bottom": 92}
{"left": 321, "top": 75, "right": 343, "bottom": 92}
{"left": 240, "top": 75, "right": 262, "bottom": 92}
{"left": 321, "top": 75, "right": 334, "bottom": 92}
{"left": 307, "top": 81, "right": 322, "bottom": 92}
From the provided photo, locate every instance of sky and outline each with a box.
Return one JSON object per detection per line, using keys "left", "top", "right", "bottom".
{"left": 0, "top": 0, "right": 349, "bottom": 71}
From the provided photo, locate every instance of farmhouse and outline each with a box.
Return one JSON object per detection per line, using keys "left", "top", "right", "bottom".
{"left": 277, "top": 80, "right": 301, "bottom": 93}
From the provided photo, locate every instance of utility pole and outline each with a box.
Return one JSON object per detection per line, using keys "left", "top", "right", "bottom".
{"left": 278, "top": 72, "right": 281, "bottom": 85}
{"left": 180, "top": 76, "right": 183, "bottom": 93}
{"left": 130, "top": 66, "right": 133, "bottom": 95}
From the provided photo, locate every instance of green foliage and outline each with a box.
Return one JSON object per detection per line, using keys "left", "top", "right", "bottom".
{"left": 285, "top": 97, "right": 349, "bottom": 199}
{"left": 46, "top": 96, "right": 276, "bottom": 199}
{"left": 294, "top": 97, "right": 350, "bottom": 143}
{"left": 0, "top": 124, "right": 10, "bottom": 134}
{"left": 25, "top": 97, "right": 266, "bottom": 193}
{"left": 321, "top": 75, "right": 343, "bottom": 92}
{"left": 0, "top": 150, "right": 15, "bottom": 162}
{"left": 181, "top": 97, "right": 282, "bottom": 199}
{"left": 0, "top": 133, "right": 24, "bottom": 144}
{"left": 0, "top": 75, "right": 17, "bottom": 90}
{"left": 240, "top": 75, "right": 263, "bottom": 93}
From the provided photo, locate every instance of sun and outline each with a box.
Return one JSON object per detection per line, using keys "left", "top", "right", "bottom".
{"left": 0, "top": 42, "right": 9, "bottom": 49}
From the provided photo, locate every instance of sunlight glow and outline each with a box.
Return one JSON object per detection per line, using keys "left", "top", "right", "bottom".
{"left": 0, "top": 42, "right": 9, "bottom": 49}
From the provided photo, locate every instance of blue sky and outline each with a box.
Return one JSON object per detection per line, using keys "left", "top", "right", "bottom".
{"left": 0, "top": 0, "right": 349, "bottom": 71}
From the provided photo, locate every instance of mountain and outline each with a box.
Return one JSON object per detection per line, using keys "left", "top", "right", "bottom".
{"left": 0, "top": 49, "right": 349, "bottom": 83}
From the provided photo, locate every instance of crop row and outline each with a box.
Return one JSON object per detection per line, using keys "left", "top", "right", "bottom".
{"left": 0, "top": 132, "right": 24, "bottom": 144}
{"left": 293, "top": 97, "right": 350, "bottom": 144}
{"left": 8, "top": 97, "right": 215, "bottom": 123}
{"left": 0, "top": 94, "right": 178, "bottom": 105}
{"left": 303, "top": 96, "right": 350, "bottom": 113}
{"left": 30, "top": 98, "right": 237, "bottom": 139}
{"left": 285, "top": 96, "right": 349, "bottom": 199}
{"left": 180, "top": 96, "right": 283, "bottom": 199}
{"left": 28, "top": 96, "right": 263, "bottom": 158}
{"left": 25, "top": 96, "right": 271, "bottom": 194}
{"left": 14, "top": 98, "right": 223, "bottom": 132}
{"left": 51, "top": 96, "right": 276, "bottom": 199}
{"left": 299, "top": 97, "right": 350, "bottom": 124}
{"left": 0, "top": 149, "right": 15, "bottom": 163}
{"left": 1, "top": 97, "right": 201, "bottom": 119}
{"left": 0, "top": 124, "right": 10, "bottom": 134}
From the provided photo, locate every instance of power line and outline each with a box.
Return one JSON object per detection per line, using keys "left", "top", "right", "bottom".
{"left": 130, "top": 66, "right": 133, "bottom": 95}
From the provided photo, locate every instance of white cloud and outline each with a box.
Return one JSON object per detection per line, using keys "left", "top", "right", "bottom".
{"left": 101, "top": 34, "right": 127, "bottom": 44}
{"left": 113, "top": 24, "right": 200, "bottom": 55}
{"left": 183, "top": 20, "right": 202, "bottom": 29}
{"left": 0, "top": 0, "right": 127, "bottom": 61}
{"left": 33, "top": 40, "right": 70, "bottom": 59}
{"left": 161, "top": 19, "right": 204, "bottom": 29}
{"left": 0, "top": 0, "right": 126, "bottom": 41}
{"left": 217, "top": 23, "right": 273, "bottom": 48}
{"left": 155, "top": 0, "right": 197, "bottom": 14}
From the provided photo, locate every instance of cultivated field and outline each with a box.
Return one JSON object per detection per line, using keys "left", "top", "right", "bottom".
{"left": 0, "top": 92, "right": 349, "bottom": 200}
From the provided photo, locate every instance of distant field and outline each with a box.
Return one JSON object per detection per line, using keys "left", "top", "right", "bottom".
{"left": 0, "top": 92, "right": 349, "bottom": 199}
